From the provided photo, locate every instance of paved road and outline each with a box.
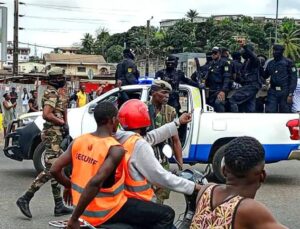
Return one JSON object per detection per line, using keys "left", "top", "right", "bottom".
{"left": 0, "top": 145, "right": 300, "bottom": 229}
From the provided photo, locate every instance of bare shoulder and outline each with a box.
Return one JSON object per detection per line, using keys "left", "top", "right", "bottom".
{"left": 235, "top": 199, "right": 287, "bottom": 229}
{"left": 196, "top": 183, "right": 216, "bottom": 204}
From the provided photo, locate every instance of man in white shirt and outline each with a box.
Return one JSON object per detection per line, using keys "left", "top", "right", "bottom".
{"left": 21, "top": 88, "right": 30, "bottom": 113}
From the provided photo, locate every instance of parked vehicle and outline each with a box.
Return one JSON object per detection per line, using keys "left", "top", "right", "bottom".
{"left": 4, "top": 84, "right": 300, "bottom": 182}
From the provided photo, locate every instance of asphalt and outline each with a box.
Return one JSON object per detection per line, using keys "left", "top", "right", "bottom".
{"left": 0, "top": 143, "right": 300, "bottom": 229}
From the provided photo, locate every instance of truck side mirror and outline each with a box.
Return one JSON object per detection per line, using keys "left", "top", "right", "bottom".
{"left": 88, "top": 103, "right": 97, "bottom": 114}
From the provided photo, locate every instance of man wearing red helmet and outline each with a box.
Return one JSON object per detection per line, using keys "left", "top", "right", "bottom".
{"left": 116, "top": 99, "right": 201, "bottom": 203}
{"left": 51, "top": 102, "right": 176, "bottom": 229}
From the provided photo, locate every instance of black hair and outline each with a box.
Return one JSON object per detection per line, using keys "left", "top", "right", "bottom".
{"left": 93, "top": 101, "right": 118, "bottom": 126}
{"left": 224, "top": 136, "right": 265, "bottom": 177}
{"left": 3, "top": 93, "right": 8, "bottom": 98}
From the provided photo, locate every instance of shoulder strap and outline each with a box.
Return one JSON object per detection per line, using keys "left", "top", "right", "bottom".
{"left": 147, "top": 104, "right": 156, "bottom": 131}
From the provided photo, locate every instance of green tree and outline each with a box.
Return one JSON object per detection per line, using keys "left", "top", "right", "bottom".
{"left": 81, "top": 33, "right": 95, "bottom": 54}
{"left": 278, "top": 23, "right": 300, "bottom": 61}
{"left": 186, "top": 9, "right": 199, "bottom": 23}
{"left": 106, "top": 45, "right": 124, "bottom": 63}
{"left": 94, "top": 28, "right": 110, "bottom": 57}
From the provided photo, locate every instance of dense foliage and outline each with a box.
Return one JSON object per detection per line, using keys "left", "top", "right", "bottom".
{"left": 80, "top": 12, "right": 300, "bottom": 63}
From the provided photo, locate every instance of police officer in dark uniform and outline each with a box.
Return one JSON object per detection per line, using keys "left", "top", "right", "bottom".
{"left": 191, "top": 52, "right": 212, "bottom": 84}
{"left": 115, "top": 48, "right": 140, "bottom": 86}
{"left": 206, "top": 47, "right": 231, "bottom": 112}
{"left": 229, "top": 44, "right": 261, "bottom": 112}
{"left": 155, "top": 55, "right": 199, "bottom": 114}
{"left": 264, "top": 44, "right": 297, "bottom": 113}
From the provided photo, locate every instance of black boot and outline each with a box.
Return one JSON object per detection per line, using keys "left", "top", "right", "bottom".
{"left": 54, "top": 197, "right": 73, "bottom": 217}
{"left": 16, "top": 192, "right": 34, "bottom": 218}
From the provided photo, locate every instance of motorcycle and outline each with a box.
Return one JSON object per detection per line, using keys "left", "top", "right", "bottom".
{"left": 49, "top": 145, "right": 208, "bottom": 229}
{"left": 162, "top": 144, "right": 209, "bottom": 229}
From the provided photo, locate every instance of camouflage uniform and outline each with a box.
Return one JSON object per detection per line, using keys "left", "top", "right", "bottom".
{"left": 27, "top": 85, "right": 67, "bottom": 199}
{"left": 148, "top": 101, "right": 177, "bottom": 204}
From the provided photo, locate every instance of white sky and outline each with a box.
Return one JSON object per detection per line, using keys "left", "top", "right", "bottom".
{"left": 2, "top": 0, "right": 300, "bottom": 56}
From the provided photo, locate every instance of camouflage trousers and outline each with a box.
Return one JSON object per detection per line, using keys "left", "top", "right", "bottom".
{"left": 27, "top": 131, "right": 63, "bottom": 200}
{"left": 153, "top": 160, "right": 170, "bottom": 204}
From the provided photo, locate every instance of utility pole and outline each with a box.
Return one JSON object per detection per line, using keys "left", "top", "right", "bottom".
{"left": 13, "top": 0, "right": 19, "bottom": 76}
{"left": 275, "top": 0, "right": 279, "bottom": 43}
{"left": 145, "top": 16, "right": 153, "bottom": 78}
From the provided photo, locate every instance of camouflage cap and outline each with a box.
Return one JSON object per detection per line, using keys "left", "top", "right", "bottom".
{"left": 48, "top": 67, "right": 65, "bottom": 76}
{"left": 151, "top": 79, "right": 172, "bottom": 91}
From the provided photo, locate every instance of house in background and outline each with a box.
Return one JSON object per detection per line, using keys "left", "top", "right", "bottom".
{"left": 43, "top": 53, "right": 116, "bottom": 83}
{"left": 54, "top": 47, "right": 81, "bottom": 54}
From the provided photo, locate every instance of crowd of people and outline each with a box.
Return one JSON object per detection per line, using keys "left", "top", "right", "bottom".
{"left": 0, "top": 43, "right": 295, "bottom": 228}
{"left": 9, "top": 56, "right": 289, "bottom": 228}
{"left": 115, "top": 45, "right": 299, "bottom": 115}
{"left": 1, "top": 87, "right": 39, "bottom": 136}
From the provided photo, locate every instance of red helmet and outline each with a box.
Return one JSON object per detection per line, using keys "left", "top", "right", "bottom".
{"left": 118, "top": 99, "right": 151, "bottom": 130}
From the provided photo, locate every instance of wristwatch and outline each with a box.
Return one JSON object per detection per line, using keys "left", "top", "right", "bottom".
{"left": 174, "top": 118, "right": 180, "bottom": 128}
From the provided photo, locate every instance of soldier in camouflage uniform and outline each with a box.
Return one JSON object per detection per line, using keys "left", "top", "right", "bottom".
{"left": 16, "top": 67, "right": 72, "bottom": 218}
{"left": 148, "top": 80, "right": 184, "bottom": 204}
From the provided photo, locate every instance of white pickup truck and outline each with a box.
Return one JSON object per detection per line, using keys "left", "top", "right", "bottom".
{"left": 4, "top": 84, "right": 300, "bottom": 182}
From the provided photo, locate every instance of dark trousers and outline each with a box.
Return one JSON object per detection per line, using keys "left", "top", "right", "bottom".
{"left": 208, "top": 91, "right": 226, "bottom": 112}
{"left": 265, "top": 90, "right": 291, "bottom": 113}
{"left": 103, "top": 198, "right": 175, "bottom": 229}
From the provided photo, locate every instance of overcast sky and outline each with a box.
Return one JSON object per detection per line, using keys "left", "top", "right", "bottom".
{"left": 2, "top": 0, "right": 300, "bottom": 56}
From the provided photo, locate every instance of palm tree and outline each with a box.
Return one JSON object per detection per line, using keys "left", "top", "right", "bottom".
{"left": 186, "top": 9, "right": 199, "bottom": 23}
{"left": 278, "top": 27, "right": 300, "bottom": 61}
{"left": 81, "top": 33, "right": 95, "bottom": 54}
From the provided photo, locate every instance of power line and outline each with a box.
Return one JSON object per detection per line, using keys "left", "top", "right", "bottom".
{"left": 23, "top": 15, "right": 129, "bottom": 24}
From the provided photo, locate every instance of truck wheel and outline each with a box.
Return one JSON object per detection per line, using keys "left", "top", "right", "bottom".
{"left": 33, "top": 142, "right": 46, "bottom": 173}
{"left": 212, "top": 144, "right": 227, "bottom": 183}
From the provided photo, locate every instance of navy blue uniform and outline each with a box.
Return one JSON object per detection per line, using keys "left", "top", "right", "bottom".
{"left": 264, "top": 57, "right": 297, "bottom": 113}
{"left": 206, "top": 58, "right": 231, "bottom": 112}
{"left": 155, "top": 69, "right": 198, "bottom": 113}
{"left": 229, "top": 47, "right": 261, "bottom": 112}
{"left": 115, "top": 58, "right": 140, "bottom": 86}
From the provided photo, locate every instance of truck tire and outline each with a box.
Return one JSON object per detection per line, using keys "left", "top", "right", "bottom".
{"left": 33, "top": 141, "right": 46, "bottom": 173}
{"left": 212, "top": 144, "right": 227, "bottom": 183}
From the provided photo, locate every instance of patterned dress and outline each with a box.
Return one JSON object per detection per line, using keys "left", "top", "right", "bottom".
{"left": 190, "top": 185, "right": 245, "bottom": 229}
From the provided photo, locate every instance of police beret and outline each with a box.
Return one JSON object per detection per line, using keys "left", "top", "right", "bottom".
{"left": 151, "top": 80, "right": 172, "bottom": 91}
{"left": 48, "top": 67, "right": 65, "bottom": 76}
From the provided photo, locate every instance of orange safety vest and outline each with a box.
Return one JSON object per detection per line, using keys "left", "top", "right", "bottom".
{"left": 119, "top": 134, "right": 155, "bottom": 201}
{"left": 71, "top": 134, "right": 127, "bottom": 226}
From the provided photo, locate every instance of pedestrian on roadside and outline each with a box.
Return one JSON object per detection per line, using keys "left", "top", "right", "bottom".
{"left": 2, "top": 93, "right": 17, "bottom": 136}
{"left": 21, "top": 88, "right": 30, "bottom": 114}
{"left": 28, "top": 90, "right": 39, "bottom": 113}
{"left": 76, "top": 85, "right": 88, "bottom": 108}
{"left": 10, "top": 87, "right": 18, "bottom": 118}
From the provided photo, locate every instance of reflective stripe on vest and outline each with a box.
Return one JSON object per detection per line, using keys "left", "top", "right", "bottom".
{"left": 125, "top": 183, "right": 151, "bottom": 192}
{"left": 71, "top": 134, "right": 127, "bottom": 226}
{"left": 74, "top": 205, "right": 111, "bottom": 218}
{"left": 121, "top": 134, "right": 155, "bottom": 201}
{"left": 72, "top": 183, "right": 125, "bottom": 198}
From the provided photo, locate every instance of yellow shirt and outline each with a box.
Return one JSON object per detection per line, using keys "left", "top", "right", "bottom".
{"left": 77, "top": 91, "right": 87, "bottom": 107}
